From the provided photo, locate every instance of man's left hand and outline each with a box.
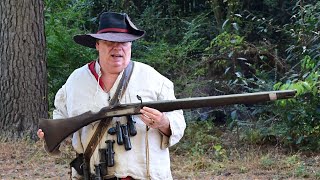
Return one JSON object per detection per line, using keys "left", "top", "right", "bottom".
{"left": 140, "top": 106, "right": 171, "bottom": 136}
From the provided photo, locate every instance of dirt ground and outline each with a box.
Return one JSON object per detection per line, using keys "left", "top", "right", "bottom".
{"left": 1, "top": 140, "right": 320, "bottom": 180}
{"left": 0, "top": 140, "right": 70, "bottom": 180}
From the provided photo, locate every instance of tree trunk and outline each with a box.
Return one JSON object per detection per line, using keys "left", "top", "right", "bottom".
{"left": 211, "top": 0, "right": 225, "bottom": 32}
{"left": 0, "top": 0, "right": 48, "bottom": 140}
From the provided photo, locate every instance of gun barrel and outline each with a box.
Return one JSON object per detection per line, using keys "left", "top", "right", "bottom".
{"left": 39, "top": 89, "right": 296, "bottom": 152}
{"left": 144, "top": 89, "right": 296, "bottom": 112}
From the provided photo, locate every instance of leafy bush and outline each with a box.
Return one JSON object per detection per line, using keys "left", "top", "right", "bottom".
{"left": 45, "top": 0, "right": 96, "bottom": 110}
{"left": 206, "top": 1, "right": 320, "bottom": 152}
{"left": 135, "top": 13, "right": 209, "bottom": 96}
{"left": 272, "top": 55, "right": 320, "bottom": 151}
{"left": 268, "top": 1, "right": 320, "bottom": 151}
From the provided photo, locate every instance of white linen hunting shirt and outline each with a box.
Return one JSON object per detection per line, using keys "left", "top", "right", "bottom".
{"left": 53, "top": 61, "right": 186, "bottom": 180}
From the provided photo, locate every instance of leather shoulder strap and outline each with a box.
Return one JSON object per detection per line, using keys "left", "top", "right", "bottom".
{"left": 84, "top": 61, "right": 135, "bottom": 162}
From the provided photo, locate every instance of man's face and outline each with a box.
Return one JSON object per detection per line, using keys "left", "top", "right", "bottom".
{"left": 96, "top": 40, "right": 132, "bottom": 74}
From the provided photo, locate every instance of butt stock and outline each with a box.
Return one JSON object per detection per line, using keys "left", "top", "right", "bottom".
{"left": 39, "top": 90, "right": 296, "bottom": 152}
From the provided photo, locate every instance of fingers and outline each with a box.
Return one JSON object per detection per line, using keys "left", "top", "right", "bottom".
{"left": 37, "top": 129, "right": 45, "bottom": 139}
{"left": 139, "top": 106, "right": 166, "bottom": 129}
{"left": 141, "top": 107, "right": 162, "bottom": 119}
{"left": 139, "top": 111, "right": 155, "bottom": 127}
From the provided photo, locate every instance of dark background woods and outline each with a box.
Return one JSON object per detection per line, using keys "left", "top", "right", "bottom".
{"left": 0, "top": 0, "right": 319, "bottom": 153}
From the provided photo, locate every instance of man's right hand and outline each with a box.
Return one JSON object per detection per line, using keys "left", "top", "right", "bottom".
{"left": 37, "top": 128, "right": 61, "bottom": 155}
{"left": 37, "top": 129, "right": 45, "bottom": 140}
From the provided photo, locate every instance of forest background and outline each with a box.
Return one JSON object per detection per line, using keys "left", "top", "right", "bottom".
{"left": 1, "top": 0, "right": 320, "bottom": 179}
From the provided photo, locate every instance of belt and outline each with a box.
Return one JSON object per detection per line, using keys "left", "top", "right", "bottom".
{"left": 90, "top": 175, "right": 134, "bottom": 180}
{"left": 105, "top": 177, "right": 134, "bottom": 180}
{"left": 119, "top": 177, "right": 134, "bottom": 180}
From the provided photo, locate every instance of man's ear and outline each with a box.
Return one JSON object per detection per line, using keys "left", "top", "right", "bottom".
{"left": 95, "top": 41, "right": 99, "bottom": 50}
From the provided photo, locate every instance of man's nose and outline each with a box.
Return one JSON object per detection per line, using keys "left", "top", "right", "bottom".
{"left": 112, "top": 44, "right": 123, "bottom": 51}
{"left": 110, "top": 43, "right": 124, "bottom": 51}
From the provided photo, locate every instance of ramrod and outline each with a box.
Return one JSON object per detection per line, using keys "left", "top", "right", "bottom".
{"left": 39, "top": 90, "right": 296, "bottom": 153}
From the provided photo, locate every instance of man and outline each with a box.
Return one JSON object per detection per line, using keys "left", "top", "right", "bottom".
{"left": 37, "top": 12, "right": 186, "bottom": 180}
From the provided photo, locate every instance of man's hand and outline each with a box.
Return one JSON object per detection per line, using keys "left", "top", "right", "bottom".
{"left": 37, "top": 129, "right": 45, "bottom": 140}
{"left": 140, "top": 106, "right": 171, "bottom": 136}
{"left": 37, "top": 128, "right": 62, "bottom": 155}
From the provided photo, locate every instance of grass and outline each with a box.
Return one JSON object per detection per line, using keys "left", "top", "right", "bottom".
{"left": 170, "top": 143, "right": 320, "bottom": 179}
{"left": 170, "top": 121, "right": 320, "bottom": 179}
{"left": 1, "top": 122, "right": 320, "bottom": 179}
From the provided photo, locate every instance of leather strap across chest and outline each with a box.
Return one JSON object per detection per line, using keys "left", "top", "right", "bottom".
{"left": 84, "top": 60, "right": 134, "bottom": 163}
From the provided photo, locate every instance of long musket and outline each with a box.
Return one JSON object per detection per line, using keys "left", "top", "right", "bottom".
{"left": 39, "top": 90, "right": 296, "bottom": 152}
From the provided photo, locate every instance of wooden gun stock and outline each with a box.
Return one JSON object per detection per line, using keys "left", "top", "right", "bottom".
{"left": 39, "top": 90, "right": 296, "bottom": 152}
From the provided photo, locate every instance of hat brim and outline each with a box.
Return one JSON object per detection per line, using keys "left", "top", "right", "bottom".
{"left": 74, "top": 32, "right": 145, "bottom": 48}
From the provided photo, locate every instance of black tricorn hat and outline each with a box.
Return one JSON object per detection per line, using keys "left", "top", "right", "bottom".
{"left": 73, "top": 12, "right": 145, "bottom": 48}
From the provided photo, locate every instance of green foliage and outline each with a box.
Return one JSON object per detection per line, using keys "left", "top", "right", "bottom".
{"left": 45, "top": 0, "right": 96, "bottom": 110}
{"left": 259, "top": 155, "right": 274, "bottom": 169}
{"left": 272, "top": 55, "right": 320, "bottom": 150}
{"left": 212, "top": 1, "right": 320, "bottom": 152}
{"left": 242, "top": 129, "right": 263, "bottom": 144}
{"left": 138, "top": 0, "right": 183, "bottom": 43}
{"left": 270, "top": 1, "right": 320, "bottom": 151}
{"left": 135, "top": 13, "right": 208, "bottom": 95}
{"left": 315, "top": 171, "right": 320, "bottom": 179}
{"left": 285, "top": 155, "right": 299, "bottom": 166}
{"left": 294, "top": 163, "right": 308, "bottom": 178}
{"left": 204, "top": 29, "right": 277, "bottom": 93}
{"left": 212, "top": 144, "right": 227, "bottom": 161}
{"left": 208, "top": 32, "right": 244, "bottom": 54}
{"left": 285, "top": 1, "right": 320, "bottom": 63}
{"left": 171, "top": 121, "right": 222, "bottom": 158}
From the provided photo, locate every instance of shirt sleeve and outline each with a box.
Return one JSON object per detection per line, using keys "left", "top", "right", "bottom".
{"left": 53, "top": 85, "right": 68, "bottom": 119}
{"left": 51, "top": 84, "right": 85, "bottom": 154}
{"left": 157, "top": 78, "right": 186, "bottom": 149}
